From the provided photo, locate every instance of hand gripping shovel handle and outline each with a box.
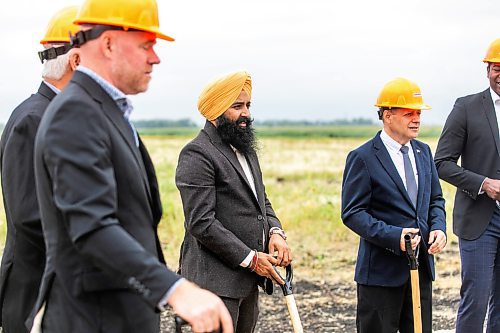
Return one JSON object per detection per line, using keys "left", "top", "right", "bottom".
{"left": 274, "top": 264, "right": 304, "bottom": 333}
{"left": 404, "top": 234, "right": 422, "bottom": 333}
{"left": 174, "top": 316, "right": 222, "bottom": 333}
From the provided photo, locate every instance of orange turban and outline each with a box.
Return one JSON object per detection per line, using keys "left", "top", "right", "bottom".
{"left": 197, "top": 71, "right": 252, "bottom": 121}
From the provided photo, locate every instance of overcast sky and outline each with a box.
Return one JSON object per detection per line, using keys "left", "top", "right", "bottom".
{"left": 0, "top": 0, "right": 497, "bottom": 125}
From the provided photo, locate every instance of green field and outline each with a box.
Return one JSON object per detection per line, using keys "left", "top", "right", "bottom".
{"left": 0, "top": 127, "right": 455, "bottom": 279}
{"left": 138, "top": 124, "right": 444, "bottom": 139}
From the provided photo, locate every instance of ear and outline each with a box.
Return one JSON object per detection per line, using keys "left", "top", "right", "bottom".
{"left": 69, "top": 51, "right": 80, "bottom": 71}
{"left": 100, "top": 32, "right": 114, "bottom": 59}
{"left": 383, "top": 110, "right": 392, "bottom": 123}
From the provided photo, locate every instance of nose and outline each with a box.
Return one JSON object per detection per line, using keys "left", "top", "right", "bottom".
{"left": 241, "top": 106, "right": 250, "bottom": 118}
{"left": 412, "top": 112, "right": 421, "bottom": 123}
{"left": 149, "top": 47, "right": 160, "bottom": 65}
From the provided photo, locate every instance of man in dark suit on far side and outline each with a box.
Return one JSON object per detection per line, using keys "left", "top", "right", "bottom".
{"left": 435, "top": 37, "right": 500, "bottom": 333}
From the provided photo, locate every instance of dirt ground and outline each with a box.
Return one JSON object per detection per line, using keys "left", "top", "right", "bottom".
{"left": 160, "top": 240, "right": 462, "bottom": 332}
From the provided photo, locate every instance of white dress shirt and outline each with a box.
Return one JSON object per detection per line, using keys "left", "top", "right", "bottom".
{"left": 380, "top": 129, "right": 419, "bottom": 190}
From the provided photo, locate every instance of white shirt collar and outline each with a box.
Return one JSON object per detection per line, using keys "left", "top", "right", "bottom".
{"left": 380, "top": 129, "right": 411, "bottom": 153}
{"left": 43, "top": 80, "right": 60, "bottom": 94}
{"left": 490, "top": 87, "right": 500, "bottom": 105}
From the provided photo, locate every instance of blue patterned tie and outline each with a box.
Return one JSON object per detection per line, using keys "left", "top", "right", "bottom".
{"left": 400, "top": 145, "right": 418, "bottom": 207}
{"left": 117, "top": 98, "right": 139, "bottom": 147}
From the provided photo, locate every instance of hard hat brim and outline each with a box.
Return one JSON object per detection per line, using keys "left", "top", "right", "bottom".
{"left": 40, "top": 38, "right": 72, "bottom": 44}
{"left": 74, "top": 18, "right": 174, "bottom": 41}
{"left": 375, "top": 103, "right": 431, "bottom": 110}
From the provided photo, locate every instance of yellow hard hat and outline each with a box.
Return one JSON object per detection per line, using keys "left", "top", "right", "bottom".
{"left": 74, "top": 0, "right": 174, "bottom": 42}
{"left": 375, "top": 77, "right": 431, "bottom": 111}
{"left": 483, "top": 38, "right": 500, "bottom": 63}
{"left": 40, "top": 6, "right": 80, "bottom": 44}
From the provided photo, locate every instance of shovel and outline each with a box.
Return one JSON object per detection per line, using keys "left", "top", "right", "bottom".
{"left": 404, "top": 233, "right": 422, "bottom": 333}
{"left": 274, "top": 264, "right": 303, "bottom": 333}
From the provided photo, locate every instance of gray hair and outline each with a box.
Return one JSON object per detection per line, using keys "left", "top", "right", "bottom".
{"left": 41, "top": 44, "right": 72, "bottom": 81}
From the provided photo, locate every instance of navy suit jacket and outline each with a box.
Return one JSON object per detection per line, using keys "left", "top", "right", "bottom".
{"left": 342, "top": 131, "right": 446, "bottom": 287}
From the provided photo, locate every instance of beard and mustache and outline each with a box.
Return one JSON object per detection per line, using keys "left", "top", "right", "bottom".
{"left": 215, "top": 115, "right": 257, "bottom": 155}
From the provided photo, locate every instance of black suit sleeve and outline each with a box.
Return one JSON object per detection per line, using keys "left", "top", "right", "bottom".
{"left": 40, "top": 98, "right": 179, "bottom": 308}
{"left": 264, "top": 193, "right": 281, "bottom": 230}
{"left": 2, "top": 112, "right": 44, "bottom": 252}
{"left": 435, "top": 98, "right": 485, "bottom": 199}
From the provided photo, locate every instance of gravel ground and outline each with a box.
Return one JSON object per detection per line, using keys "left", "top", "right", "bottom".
{"left": 160, "top": 278, "right": 460, "bottom": 332}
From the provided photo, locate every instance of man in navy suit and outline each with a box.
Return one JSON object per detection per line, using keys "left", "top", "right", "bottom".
{"left": 342, "top": 78, "right": 447, "bottom": 333}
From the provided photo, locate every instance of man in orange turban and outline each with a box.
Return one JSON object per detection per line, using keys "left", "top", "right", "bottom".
{"left": 176, "top": 71, "right": 293, "bottom": 332}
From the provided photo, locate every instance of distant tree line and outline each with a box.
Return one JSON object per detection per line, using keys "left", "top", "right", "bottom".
{"left": 132, "top": 118, "right": 197, "bottom": 128}
{"left": 253, "top": 118, "right": 375, "bottom": 126}
{"left": 131, "top": 118, "right": 375, "bottom": 128}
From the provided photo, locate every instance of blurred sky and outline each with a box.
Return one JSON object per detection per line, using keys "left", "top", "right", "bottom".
{"left": 0, "top": 0, "right": 497, "bottom": 125}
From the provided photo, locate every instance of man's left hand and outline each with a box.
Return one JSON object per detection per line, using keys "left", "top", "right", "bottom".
{"left": 268, "top": 234, "right": 292, "bottom": 267}
{"left": 428, "top": 230, "right": 447, "bottom": 255}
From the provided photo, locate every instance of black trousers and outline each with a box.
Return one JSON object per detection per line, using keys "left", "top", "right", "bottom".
{"left": 220, "top": 288, "right": 259, "bottom": 333}
{"left": 356, "top": 267, "right": 432, "bottom": 333}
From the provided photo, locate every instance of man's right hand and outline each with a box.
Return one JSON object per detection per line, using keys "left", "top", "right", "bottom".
{"left": 253, "top": 252, "right": 285, "bottom": 285}
{"left": 168, "top": 280, "right": 233, "bottom": 333}
{"left": 400, "top": 228, "right": 420, "bottom": 252}
{"left": 482, "top": 177, "right": 500, "bottom": 200}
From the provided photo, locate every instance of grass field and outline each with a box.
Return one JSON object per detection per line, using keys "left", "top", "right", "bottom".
{"left": 0, "top": 127, "right": 464, "bottom": 330}
{"left": 0, "top": 127, "right": 456, "bottom": 280}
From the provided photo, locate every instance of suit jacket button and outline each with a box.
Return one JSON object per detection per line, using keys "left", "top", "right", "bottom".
{"left": 257, "top": 215, "right": 263, "bottom": 221}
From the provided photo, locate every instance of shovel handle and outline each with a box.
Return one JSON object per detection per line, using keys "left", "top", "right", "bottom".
{"left": 285, "top": 295, "right": 304, "bottom": 333}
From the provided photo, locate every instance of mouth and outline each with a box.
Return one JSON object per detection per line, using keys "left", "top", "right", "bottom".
{"left": 236, "top": 118, "right": 248, "bottom": 127}
{"left": 409, "top": 126, "right": 419, "bottom": 131}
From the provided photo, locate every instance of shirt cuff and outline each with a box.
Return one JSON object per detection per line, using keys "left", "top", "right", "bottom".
{"left": 240, "top": 250, "right": 255, "bottom": 268}
{"left": 478, "top": 178, "right": 487, "bottom": 195}
{"left": 157, "top": 278, "right": 186, "bottom": 312}
{"left": 269, "top": 227, "right": 282, "bottom": 233}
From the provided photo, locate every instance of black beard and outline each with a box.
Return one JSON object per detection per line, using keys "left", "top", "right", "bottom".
{"left": 215, "top": 115, "right": 257, "bottom": 155}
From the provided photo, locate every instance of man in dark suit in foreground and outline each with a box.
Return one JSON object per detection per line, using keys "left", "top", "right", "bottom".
{"left": 0, "top": 6, "right": 81, "bottom": 333}
{"left": 434, "top": 38, "right": 500, "bottom": 333}
{"left": 29, "top": 1, "right": 232, "bottom": 332}
{"left": 176, "top": 71, "right": 293, "bottom": 332}
{"left": 342, "top": 77, "right": 446, "bottom": 333}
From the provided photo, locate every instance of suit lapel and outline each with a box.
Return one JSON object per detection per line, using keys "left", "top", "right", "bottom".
{"left": 71, "top": 71, "right": 152, "bottom": 201}
{"left": 481, "top": 89, "right": 500, "bottom": 157}
{"left": 38, "top": 82, "right": 57, "bottom": 101}
{"left": 373, "top": 132, "right": 415, "bottom": 208}
{"left": 203, "top": 121, "right": 262, "bottom": 210}
{"left": 138, "top": 138, "right": 161, "bottom": 223}
{"left": 246, "top": 151, "right": 266, "bottom": 213}
{"left": 412, "top": 141, "right": 425, "bottom": 209}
